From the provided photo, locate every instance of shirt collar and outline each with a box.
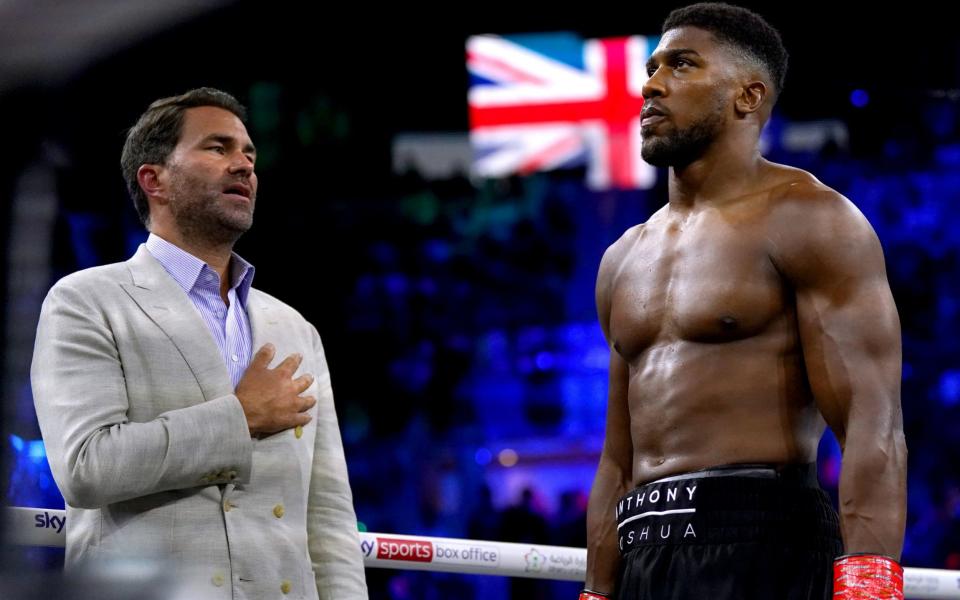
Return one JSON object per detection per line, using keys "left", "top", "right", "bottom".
{"left": 145, "top": 233, "right": 255, "bottom": 302}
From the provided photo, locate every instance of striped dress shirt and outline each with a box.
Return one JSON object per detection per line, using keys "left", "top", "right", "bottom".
{"left": 145, "top": 234, "right": 255, "bottom": 388}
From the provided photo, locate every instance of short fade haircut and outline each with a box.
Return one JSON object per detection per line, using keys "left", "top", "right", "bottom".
{"left": 121, "top": 87, "right": 247, "bottom": 227}
{"left": 663, "top": 3, "right": 788, "bottom": 99}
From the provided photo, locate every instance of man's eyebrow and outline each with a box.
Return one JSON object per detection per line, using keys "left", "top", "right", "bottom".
{"left": 646, "top": 48, "right": 702, "bottom": 71}
{"left": 201, "top": 133, "right": 257, "bottom": 154}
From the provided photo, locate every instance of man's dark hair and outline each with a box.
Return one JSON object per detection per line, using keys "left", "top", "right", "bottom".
{"left": 663, "top": 3, "right": 788, "bottom": 99}
{"left": 121, "top": 87, "right": 247, "bottom": 227}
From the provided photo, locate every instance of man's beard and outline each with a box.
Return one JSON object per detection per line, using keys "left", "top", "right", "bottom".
{"left": 166, "top": 169, "right": 255, "bottom": 248}
{"left": 641, "top": 105, "right": 726, "bottom": 169}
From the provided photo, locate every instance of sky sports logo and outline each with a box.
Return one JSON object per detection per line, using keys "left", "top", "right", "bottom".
{"left": 434, "top": 542, "right": 499, "bottom": 566}
{"left": 365, "top": 537, "right": 500, "bottom": 568}
{"left": 374, "top": 538, "right": 434, "bottom": 562}
{"left": 34, "top": 511, "right": 66, "bottom": 534}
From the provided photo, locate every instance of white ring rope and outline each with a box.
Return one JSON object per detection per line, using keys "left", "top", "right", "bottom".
{"left": 5, "top": 507, "right": 959, "bottom": 599}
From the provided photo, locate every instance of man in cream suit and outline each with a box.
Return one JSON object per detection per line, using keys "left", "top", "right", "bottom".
{"left": 31, "top": 88, "right": 368, "bottom": 599}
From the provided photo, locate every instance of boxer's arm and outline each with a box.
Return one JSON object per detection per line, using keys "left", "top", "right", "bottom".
{"left": 586, "top": 351, "right": 632, "bottom": 594}
{"left": 771, "top": 188, "right": 906, "bottom": 559}
{"left": 585, "top": 243, "right": 633, "bottom": 595}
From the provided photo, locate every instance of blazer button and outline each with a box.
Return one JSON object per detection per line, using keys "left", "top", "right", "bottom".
{"left": 212, "top": 572, "right": 225, "bottom": 587}
{"left": 294, "top": 425, "right": 303, "bottom": 439}
{"left": 280, "top": 580, "right": 292, "bottom": 594}
{"left": 223, "top": 500, "right": 235, "bottom": 512}
{"left": 273, "top": 504, "right": 285, "bottom": 519}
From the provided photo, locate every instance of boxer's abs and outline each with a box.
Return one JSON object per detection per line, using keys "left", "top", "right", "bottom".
{"left": 624, "top": 333, "right": 825, "bottom": 487}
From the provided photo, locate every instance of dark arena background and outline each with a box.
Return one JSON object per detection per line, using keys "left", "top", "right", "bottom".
{"left": 1, "top": 2, "right": 958, "bottom": 598}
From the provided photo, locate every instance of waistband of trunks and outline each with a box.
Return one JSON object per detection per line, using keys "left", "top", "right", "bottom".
{"left": 614, "top": 463, "right": 840, "bottom": 553}
{"left": 616, "top": 464, "right": 823, "bottom": 524}
{"left": 640, "top": 462, "right": 819, "bottom": 487}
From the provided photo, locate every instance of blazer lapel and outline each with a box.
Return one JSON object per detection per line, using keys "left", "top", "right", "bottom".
{"left": 120, "top": 245, "right": 234, "bottom": 402}
{"left": 246, "top": 290, "right": 282, "bottom": 359}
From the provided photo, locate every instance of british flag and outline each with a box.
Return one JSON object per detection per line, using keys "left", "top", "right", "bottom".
{"left": 467, "top": 32, "right": 657, "bottom": 190}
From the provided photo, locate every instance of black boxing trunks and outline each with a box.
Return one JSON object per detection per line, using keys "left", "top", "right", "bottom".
{"left": 615, "top": 463, "right": 842, "bottom": 600}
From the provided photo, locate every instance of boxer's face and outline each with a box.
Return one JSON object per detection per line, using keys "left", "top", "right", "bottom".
{"left": 639, "top": 26, "right": 738, "bottom": 168}
{"left": 160, "top": 106, "right": 258, "bottom": 244}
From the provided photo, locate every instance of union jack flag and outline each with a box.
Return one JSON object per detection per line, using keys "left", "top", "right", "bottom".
{"left": 467, "top": 32, "right": 657, "bottom": 190}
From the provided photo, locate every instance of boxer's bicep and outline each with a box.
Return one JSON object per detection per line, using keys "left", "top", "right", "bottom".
{"left": 771, "top": 188, "right": 901, "bottom": 443}
{"left": 595, "top": 238, "right": 632, "bottom": 471}
{"left": 795, "top": 274, "right": 901, "bottom": 445}
{"left": 785, "top": 202, "right": 906, "bottom": 556}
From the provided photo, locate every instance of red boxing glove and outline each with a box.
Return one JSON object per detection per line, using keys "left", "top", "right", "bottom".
{"left": 833, "top": 554, "right": 904, "bottom": 600}
{"left": 579, "top": 590, "right": 611, "bottom": 600}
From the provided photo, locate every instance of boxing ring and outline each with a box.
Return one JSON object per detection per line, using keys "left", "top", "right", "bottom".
{"left": 5, "top": 506, "right": 959, "bottom": 599}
